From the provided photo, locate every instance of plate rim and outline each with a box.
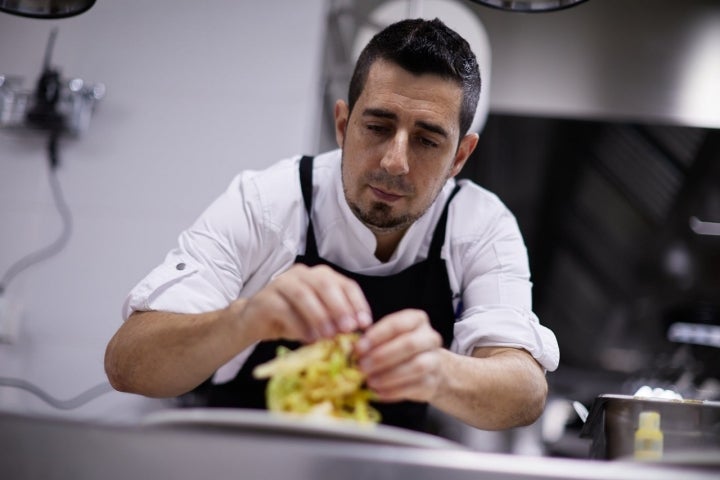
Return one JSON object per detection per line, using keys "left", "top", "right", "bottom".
{"left": 141, "top": 408, "right": 464, "bottom": 449}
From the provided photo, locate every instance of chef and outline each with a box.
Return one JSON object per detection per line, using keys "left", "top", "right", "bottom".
{"left": 105, "top": 18, "right": 559, "bottom": 432}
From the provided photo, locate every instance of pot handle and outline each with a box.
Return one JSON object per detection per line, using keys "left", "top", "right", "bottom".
{"left": 689, "top": 216, "right": 720, "bottom": 237}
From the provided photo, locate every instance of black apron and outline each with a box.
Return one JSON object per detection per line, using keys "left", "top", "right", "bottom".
{"left": 200, "top": 156, "right": 460, "bottom": 432}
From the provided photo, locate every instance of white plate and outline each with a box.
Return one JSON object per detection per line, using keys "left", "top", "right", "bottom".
{"left": 142, "top": 408, "right": 463, "bottom": 449}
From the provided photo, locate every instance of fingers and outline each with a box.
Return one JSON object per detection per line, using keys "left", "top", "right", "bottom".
{"left": 238, "top": 283, "right": 311, "bottom": 342}
{"left": 362, "top": 351, "right": 439, "bottom": 402}
{"left": 247, "top": 264, "right": 372, "bottom": 343}
{"left": 355, "top": 310, "right": 443, "bottom": 403}
{"left": 356, "top": 309, "right": 441, "bottom": 370}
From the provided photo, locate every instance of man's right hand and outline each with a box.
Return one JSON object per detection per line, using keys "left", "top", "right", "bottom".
{"left": 234, "top": 264, "right": 373, "bottom": 344}
{"left": 106, "top": 264, "right": 372, "bottom": 397}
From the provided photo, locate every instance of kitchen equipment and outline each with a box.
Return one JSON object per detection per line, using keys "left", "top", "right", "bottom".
{"left": 4, "top": 410, "right": 719, "bottom": 480}
{"left": 0, "top": 28, "right": 104, "bottom": 137}
{"left": 0, "top": 0, "right": 95, "bottom": 18}
{"left": 580, "top": 394, "right": 720, "bottom": 460}
{"left": 468, "top": 0, "right": 590, "bottom": 13}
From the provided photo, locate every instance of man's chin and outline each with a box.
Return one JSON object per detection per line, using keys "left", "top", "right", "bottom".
{"left": 348, "top": 199, "right": 414, "bottom": 232}
{"left": 362, "top": 212, "right": 414, "bottom": 234}
{"left": 365, "top": 222, "right": 407, "bottom": 235}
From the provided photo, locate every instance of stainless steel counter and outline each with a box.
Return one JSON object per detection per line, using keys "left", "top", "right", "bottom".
{"left": 1, "top": 411, "right": 717, "bottom": 480}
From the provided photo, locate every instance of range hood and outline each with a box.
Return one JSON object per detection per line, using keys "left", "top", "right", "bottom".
{"left": 476, "top": 0, "right": 720, "bottom": 129}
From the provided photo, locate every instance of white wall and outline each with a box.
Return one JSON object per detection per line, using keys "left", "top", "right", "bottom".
{"left": 0, "top": 0, "right": 327, "bottom": 422}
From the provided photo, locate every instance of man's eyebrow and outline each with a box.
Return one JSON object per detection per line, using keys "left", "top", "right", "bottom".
{"left": 362, "top": 108, "right": 449, "bottom": 139}
{"left": 362, "top": 108, "right": 397, "bottom": 120}
{"left": 416, "top": 120, "right": 449, "bottom": 139}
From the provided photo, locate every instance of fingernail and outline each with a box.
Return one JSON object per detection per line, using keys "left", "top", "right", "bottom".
{"left": 321, "top": 323, "right": 336, "bottom": 338}
{"left": 356, "top": 337, "right": 371, "bottom": 354}
{"left": 359, "top": 357, "right": 372, "bottom": 372}
{"left": 339, "top": 315, "right": 355, "bottom": 332}
{"left": 357, "top": 311, "right": 372, "bottom": 327}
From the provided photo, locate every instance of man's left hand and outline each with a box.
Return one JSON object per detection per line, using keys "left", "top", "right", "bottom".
{"left": 355, "top": 309, "right": 443, "bottom": 403}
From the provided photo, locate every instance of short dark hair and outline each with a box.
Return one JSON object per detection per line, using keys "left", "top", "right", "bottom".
{"left": 348, "top": 18, "right": 481, "bottom": 137}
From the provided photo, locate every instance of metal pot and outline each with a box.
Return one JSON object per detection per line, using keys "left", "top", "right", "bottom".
{"left": 580, "top": 394, "right": 720, "bottom": 460}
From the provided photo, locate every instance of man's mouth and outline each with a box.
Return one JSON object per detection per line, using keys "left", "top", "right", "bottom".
{"left": 369, "top": 185, "right": 404, "bottom": 202}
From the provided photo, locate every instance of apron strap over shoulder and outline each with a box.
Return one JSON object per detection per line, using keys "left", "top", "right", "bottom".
{"left": 299, "top": 155, "right": 314, "bottom": 213}
{"left": 428, "top": 184, "right": 461, "bottom": 258}
{"left": 299, "top": 155, "right": 318, "bottom": 257}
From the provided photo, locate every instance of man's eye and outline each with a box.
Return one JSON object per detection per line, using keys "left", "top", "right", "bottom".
{"left": 366, "top": 124, "right": 387, "bottom": 134}
{"left": 418, "top": 137, "right": 439, "bottom": 148}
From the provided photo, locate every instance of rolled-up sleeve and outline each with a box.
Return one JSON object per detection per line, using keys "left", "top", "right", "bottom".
{"left": 122, "top": 175, "right": 250, "bottom": 320}
{"left": 452, "top": 305, "right": 559, "bottom": 371}
{"left": 121, "top": 158, "right": 304, "bottom": 323}
{"left": 121, "top": 246, "right": 237, "bottom": 320}
{"left": 448, "top": 186, "right": 560, "bottom": 371}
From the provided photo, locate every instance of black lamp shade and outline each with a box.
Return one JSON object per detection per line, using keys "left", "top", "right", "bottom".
{"left": 0, "top": 0, "right": 96, "bottom": 19}
{"left": 468, "top": 0, "right": 589, "bottom": 13}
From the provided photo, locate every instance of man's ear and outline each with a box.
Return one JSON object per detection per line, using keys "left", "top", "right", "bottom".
{"left": 334, "top": 99, "right": 349, "bottom": 148}
{"left": 449, "top": 132, "right": 479, "bottom": 178}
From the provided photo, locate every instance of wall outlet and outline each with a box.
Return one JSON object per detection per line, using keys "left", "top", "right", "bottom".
{"left": 0, "top": 295, "right": 22, "bottom": 344}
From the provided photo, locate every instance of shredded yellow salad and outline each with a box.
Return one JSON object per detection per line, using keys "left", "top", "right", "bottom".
{"left": 252, "top": 333, "right": 381, "bottom": 424}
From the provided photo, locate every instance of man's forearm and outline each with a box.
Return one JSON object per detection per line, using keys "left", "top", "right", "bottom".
{"left": 104, "top": 300, "right": 253, "bottom": 398}
{"left": 431, "top": 347, "right": 548, "bottom": 430}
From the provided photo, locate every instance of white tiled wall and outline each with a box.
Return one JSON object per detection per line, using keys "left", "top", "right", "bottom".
{"left": 0, "top": 0, "right": 327, "bottom": 423}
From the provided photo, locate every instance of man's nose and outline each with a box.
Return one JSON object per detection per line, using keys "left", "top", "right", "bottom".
{"left": 379, "top": 134, "right": 410, "bottom": 175}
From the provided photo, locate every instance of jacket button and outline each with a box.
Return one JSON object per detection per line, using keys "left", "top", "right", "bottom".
{"left": 176, "top": 262, "right": 186, "bottom": 270}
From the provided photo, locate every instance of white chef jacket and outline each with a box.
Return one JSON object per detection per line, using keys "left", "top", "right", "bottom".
{"left": 123, "top": 149, "right": 559, "bottom": 383}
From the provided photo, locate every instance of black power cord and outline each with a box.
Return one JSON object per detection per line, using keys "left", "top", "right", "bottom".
{"left": 0, "top": 27, "right": 71, "bottom": 295}
{"left": 0, "top": 377, "right": 113, "bottom": 410}
{"left": 0, "top": 27, "right": 111, "bottom": 411}
{"left": 0, "top": 131, "right": 114, "bottom": 410}
{"left": 0, "top": 133, "right": 114, "bottom": 410}
{"left": 0, "top": 130, "right": 72, "bottom": 295}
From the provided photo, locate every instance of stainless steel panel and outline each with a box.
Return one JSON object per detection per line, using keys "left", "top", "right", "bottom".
{"left": 1, "top": 412, "right": 718, "bottom": 480}
{"left": 581, "top": 394, "right": 720, "bottom": 460}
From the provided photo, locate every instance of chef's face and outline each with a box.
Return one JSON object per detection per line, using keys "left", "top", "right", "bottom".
{"left": 335, "top": 59, "right": 478, "bottom": 236}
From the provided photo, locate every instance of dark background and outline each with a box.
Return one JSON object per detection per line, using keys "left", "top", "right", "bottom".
{"left": 462, "top": 114, "right": 720, "bottom": 407}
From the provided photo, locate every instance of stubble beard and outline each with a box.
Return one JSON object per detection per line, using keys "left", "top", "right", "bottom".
{"left": 348, "top": 199, "right": 414, "bottom": 234}
{"left": 342, "top": 159, "right": 424, "bottom": 235}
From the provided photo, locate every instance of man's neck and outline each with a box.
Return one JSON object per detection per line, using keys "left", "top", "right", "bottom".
{"left": 373, "top": 229, "right": 407, "bottom": 262}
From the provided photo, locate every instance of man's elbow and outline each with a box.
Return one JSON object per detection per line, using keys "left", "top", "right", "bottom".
{"left": 104, "top": 352, "right": 124, "bottom": 393}
{"left": 105, "top": 370, "right": 131, "bottom": 394}
{"left": 104, "top": 337, "right": 135, "bottom": 394}
{"left": 516, "top": 370, "right": 549, "bottom": 427}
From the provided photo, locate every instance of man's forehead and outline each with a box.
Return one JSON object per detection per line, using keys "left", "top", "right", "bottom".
{"left": 359, "top": 60, "right": 463, "bottom": 133}
{"left": 363, "top": 60, "right": 462, "bottom": 103}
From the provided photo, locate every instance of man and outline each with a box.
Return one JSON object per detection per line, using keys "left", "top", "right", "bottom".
{"left": 105, "top": 18, "right": 559, "bottom": 432}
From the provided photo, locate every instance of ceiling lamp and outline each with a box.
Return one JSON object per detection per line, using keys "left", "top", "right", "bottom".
{"left": 0, "top": 0, "right": 96, "bottom": 19}
{"left": 468, "top": 0, "right": 589, "bottom": 13}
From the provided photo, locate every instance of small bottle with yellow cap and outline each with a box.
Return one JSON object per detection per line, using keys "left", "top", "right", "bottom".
{"left": 634, "top": 411, "right": 664, "bottom": 460}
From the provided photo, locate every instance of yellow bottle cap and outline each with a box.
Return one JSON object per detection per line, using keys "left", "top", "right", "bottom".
{"left": 638, "top": 411, "right": 661, "bottom": 430}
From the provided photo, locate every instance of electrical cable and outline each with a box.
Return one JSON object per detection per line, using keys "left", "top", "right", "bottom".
{"left": 0, "top": 131, "right": 106, "bottom": 412}
{"left": 0, "top": 130, "right": 72, "bottom": 295}
{"left": 0, "top": 40, "right": 107, "bottom": 412}
{"left": 0, "top": 133, "right": 105, "bottom": 410}
{"left": 0, "top": 377, "right": 113, "bottom": 410}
